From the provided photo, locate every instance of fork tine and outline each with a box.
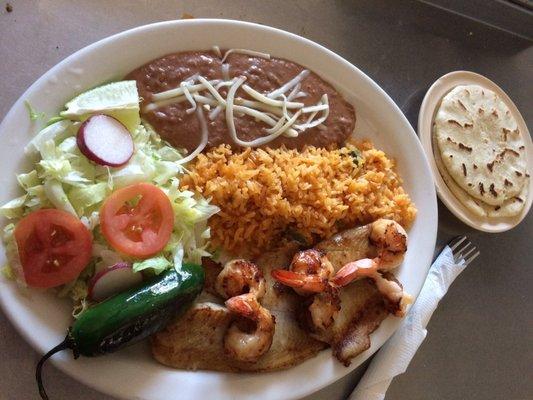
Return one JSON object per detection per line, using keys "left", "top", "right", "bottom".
{"left": 455, "top": 242, "right": 473, "bottom": 259}
{"left": 449, "top": 236, "right": 467, "bottom": 252}
{"left": 459, "top": 246, "right": 477, "bottom": 261}
{"left": 447, "top": 236, "right": 479, "bottom": 266}
{"left": 448, "top": 236, "right": 465, "bottom": 249}
{"left": 456, "top": 242, "right": 472, "bottom": 255}
{"left": 464, "top": 250, "right": 480, "bottom": 266}
{"left": 453, "top": 242, "right": 472, "bottom": 263}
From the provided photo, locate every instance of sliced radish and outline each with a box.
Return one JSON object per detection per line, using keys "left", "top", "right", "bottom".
{"left": 88, "top": 262, "right": 143, "bottom": 302}
{"left": 77, "top": 114, "right": 134, "bottom": 167}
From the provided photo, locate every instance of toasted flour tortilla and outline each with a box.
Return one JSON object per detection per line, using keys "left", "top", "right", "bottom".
{"left": 434, "top": 84, "right": 527, "bottom": 206}
{"left": 433, "top": 132, "right": 528, "bottom": 217}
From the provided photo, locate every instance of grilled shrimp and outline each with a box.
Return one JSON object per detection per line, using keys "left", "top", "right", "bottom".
{"left": 306, "top": 284, "right": 341, "bottom": 331}
{"left": 273, "top": 220, "right": 409, "bottom": 329}
{"left": 224, "top": 293, "right": 275, "bottom": 363}
{"left": 333, "top": 260, "right": 411, "bottom": 316}
{"left": 216, "top": 260, "right": 275, "bottom": 362}
{"left": 273, "top": 219, "right": 407, "bottom": 291}
{"left": 369, "top": 219, "right": 407, "bottom": 270}
{"left": 331, "top": 258, "right": 379, "bottom": 287}
{"left": 271, "top": 249, "right": 334, "bottom": 295}
{"left": 372, "top": 272, "right": 412, "bottom": 317}
{"left": 330, "top": 219, "right": 409, "bottom": 314}
{"left": 272, "top": 249, "right": 339, "bottom": 331}
{"left": 216, "top": 259, "right": 266, "bottom": 299}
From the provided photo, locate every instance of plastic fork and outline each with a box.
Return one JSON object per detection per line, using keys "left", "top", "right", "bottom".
{"left": 448, "top": 236, "right": 480, "bottom": 266}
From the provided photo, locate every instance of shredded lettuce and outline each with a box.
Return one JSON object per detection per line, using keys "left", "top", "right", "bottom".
{"left": 1, "top": 80, "right": 219, "bottom": 315}
{"left": 72, "top": 298, "right": 90, "bottom": 319}
{"left": 17, "top": 170, "right": 40, "bottom": 190}
{"left": 163, "top": 178, "right": 219, "bottom": 267}
{"left": 24, "top": 100, "right": 46, "bottom": 121}
{"left": 1, "top": 264, "right": 15, "bottom": 280}
{"left": 2, "top": 224, "right": 25, "bottom": 285}
{"left": 133, "top": 256, "right": 172, "bottom": 275}
{"left": 43, "top": 179, "right": 77, "bottom": 215}
{"left": 68, "top": 182, "right": 108, "bottom": 215}
{"left": 0, "top": 195, "right": 27, "bottom": 219}
{"left": 111, "top": 124, "right": 186, "bottom": 188}
{"left": 58, "top": 263, "right": 94, "bottom": 318}
{"left": 25, "top": 120, "right": 72, "bottom": 155}
{"left": 80, "top": 211, "right": 100, "bottom": 231}
{"left": 46, "top": 116, "right": 65, "bottom": 126}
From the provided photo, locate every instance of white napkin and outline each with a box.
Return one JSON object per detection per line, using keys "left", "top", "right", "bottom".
{"left": 349, "top": 245, "right": 467, "bottom": 400}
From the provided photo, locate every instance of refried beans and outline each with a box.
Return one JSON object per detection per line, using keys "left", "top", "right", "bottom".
{"left": 126, "top": 50, "right": 356, "bottom": 151}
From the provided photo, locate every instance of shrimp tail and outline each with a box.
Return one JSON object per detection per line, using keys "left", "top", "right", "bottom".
{"left": 225, "top": 294, "right": 257, "bottom": 319}
{"left": 271, "top": 269, "right": 327, "bottom": 293}
{"left": 369, "top": 219, "right": 408, "bottom": 270}
{"left": 332, "top": 258, "right": 378, "bottom": 287}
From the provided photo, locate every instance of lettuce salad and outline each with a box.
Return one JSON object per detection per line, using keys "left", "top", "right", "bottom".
{"left": 0, "top": 81, "right": 219, "bottom": 316}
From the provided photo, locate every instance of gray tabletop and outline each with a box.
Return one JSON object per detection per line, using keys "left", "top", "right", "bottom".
{"left": 0, "top": 1, "right": 531, "bottom": 399}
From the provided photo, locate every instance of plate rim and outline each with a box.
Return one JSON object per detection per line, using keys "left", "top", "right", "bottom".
{"left": 0, "top": 18, "right": 438, "bottom": 400}
{"left": 418, "top": 70, "right": 532, "bottom": 233}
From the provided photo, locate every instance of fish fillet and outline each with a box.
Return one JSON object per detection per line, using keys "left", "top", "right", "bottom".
{"left": 152, "top": 244, "right": 325, "bottom": 372}
{"left": 314, "top": 225, "right": 397, "bottom": 365}
{"left": 152, "top": 223, "right": 404, "bottom": 370}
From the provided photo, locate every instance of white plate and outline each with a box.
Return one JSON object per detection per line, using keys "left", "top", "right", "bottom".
{"left": 419, "top": 71, "right": 532, "bottom": 233}
{"left": 0, "top": 20, "right": 437, "bottom": 400}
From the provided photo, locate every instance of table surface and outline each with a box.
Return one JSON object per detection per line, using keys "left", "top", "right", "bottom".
{"left": 0, "top": 1, "right": 531, "bottom": 399}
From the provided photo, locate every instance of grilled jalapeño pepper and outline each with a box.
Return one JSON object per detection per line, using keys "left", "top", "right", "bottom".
{"left": 36, "top": 263, "right": 204, "bottom": 399}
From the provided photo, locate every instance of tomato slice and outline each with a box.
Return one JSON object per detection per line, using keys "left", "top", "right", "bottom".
{"left": 14, "top": 209, "right": 93, "bottom": 288}
{"left": 100, "top": 183, "right": 174, "bottom": 258}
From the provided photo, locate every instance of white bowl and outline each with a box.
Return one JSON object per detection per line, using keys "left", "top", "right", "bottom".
{"left": 0, "top": 19, "right": 437, "bottom": 400}
{"left": 419, "top": 71, "right": 532, "bottom": 233}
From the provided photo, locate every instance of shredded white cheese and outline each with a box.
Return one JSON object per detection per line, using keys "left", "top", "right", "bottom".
{"left": 242, "top": 84, "right": 304, "bottom": 109}
{"left": 221, "top": 63, "right": 230, "bottom": 81}
{"left": 234, "top": 98, "right": 284, "bottom": 117}
{"left": 268, "top": 69, "right": 310, "bottom": 99}
{"left": 215, "top": 80, "right": 235, "bottom": 91}
{"left": 269, "top": 110, "right": 302, "bottom": 137}
{"left": 144, "top": 95, "right": 187, "bottom": 112}
{"left": 292, "top": 91, "right": 307, "bottom": 100}
{"left": 302, "top": 103, "right": 329, "bottom": 114}
{"left": 181, "top": 81, "right": 197, "bottom": 114}
{"left": 294, "top": 94, "right": 329, "bottom": 131}
{"left": 265, "top": 116, "right": 286, "bottom": 134}
{"left": 175, "top": 107, "right": 209, "bottom": 165}
{"left": 209, "top": 105, "right": 223, "bottom": 120}
{"left": 145, "top": 63, "right": 330, "bottom": 151}
{"left": 226, "top": 77, "right": 301, "bottom": 147}
{"left": 212, "top": 45, "right": 222, "bottom": 58}
{"left": 197, "top": 76, "right": 227, "bottom": 105}
{"left": 221, "top": 49, "right": 271, "bottom": 63}
{"left": 152, "top": 80, "right": 222, "bottom": 102}
{"left": 287, "top": 82, "right": 302, "bottom": 101}
{"left": 192, "top": 94, "right": 218, "bottom": 106}
{"left": 233, "top": 104, "right": 278, "bottom": 127}
{"left": 183, "top": 73, "right": 199, "bottom": 84}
